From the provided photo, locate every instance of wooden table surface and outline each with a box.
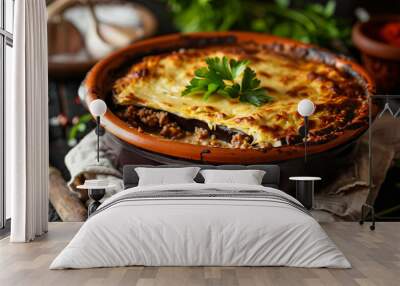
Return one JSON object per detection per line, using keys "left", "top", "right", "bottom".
{"left": 0, "top": 222, "right": 399, "bottom": 286}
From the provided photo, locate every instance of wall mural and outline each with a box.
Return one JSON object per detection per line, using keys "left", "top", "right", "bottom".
{"left": 46, "top": 0, "right": 400, "bottom": 223}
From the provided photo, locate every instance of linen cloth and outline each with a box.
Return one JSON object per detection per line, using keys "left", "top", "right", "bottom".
{"left": 314, "top": 113, "right": 398, "bottom": 220}
{"left": 65, "top": 130, "right": 123, "bottom": 199}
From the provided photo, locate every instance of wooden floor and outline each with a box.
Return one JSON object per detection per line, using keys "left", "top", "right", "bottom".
{"left": 0, "top": 222, "right": 399, "bottom": 286}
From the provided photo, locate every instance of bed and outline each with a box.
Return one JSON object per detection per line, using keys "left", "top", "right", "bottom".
{"left": 50, "top": 165, "right": 350, "bottom": 269}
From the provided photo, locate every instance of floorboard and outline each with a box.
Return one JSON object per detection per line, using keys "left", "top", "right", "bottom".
{"left": 0, "top": 222, "right": 399, "bottom": 286}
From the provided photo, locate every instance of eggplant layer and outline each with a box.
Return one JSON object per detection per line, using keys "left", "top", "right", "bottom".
{"left": 114, "top": 105, "right": 285, "bottom": 149}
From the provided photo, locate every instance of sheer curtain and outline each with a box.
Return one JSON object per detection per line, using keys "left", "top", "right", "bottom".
{"left": 7, "top": 0, "right": 49, "bottom": 242}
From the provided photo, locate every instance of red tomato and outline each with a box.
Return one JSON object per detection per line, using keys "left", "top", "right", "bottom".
{"left": 380, "top": 22, "right": 400, "bottom": 48}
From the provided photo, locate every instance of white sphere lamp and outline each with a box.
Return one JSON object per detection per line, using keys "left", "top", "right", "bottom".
{"left": 297, "top": 99, "right": 315, "bottom": 117}
{"left": 297, "top": 99, "right": 315, "bottom": 163}
{"left": 89, "top": 99, "right": 107, "bottom": 117}
{"left": 89, "top": 99, "right": 107, "bottom": 163}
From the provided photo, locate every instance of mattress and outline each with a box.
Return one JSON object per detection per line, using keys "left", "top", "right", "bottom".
{"left": 50, "top": 183, "right": 350, "bottom": 269}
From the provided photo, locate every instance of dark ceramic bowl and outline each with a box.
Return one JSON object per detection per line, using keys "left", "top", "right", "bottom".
{"left": 352, "top": 15, "right": 400, "bottom": 93}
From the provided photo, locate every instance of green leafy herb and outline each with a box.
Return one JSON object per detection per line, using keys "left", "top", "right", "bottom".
{"left": 67, "top": 113, "right": 93, "bottom": 147}
{"left": 164, "top": 0, "right": 351, "bottom": 54}
{"left": 164, "top": 0, "right": 243, "bottom": 32}
{"left": 182, "top": 56, "right": 272, "bottom": 106}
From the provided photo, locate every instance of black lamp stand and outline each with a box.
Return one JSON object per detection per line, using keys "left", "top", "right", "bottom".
{"left": 298, "top": 116, "right": 309, "bottom": 167}
{"left": 95, "top": 116, "right": 105, "bottom": 163}
{"left": 304, "top": 116, "right": 309, "bottom": 164}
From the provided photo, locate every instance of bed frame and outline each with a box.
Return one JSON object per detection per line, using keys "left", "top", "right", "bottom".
{"left": 123, "top": 164, "right": 280, "bottom": 189}
{"left": 87, "top": 165, "right": 280, "bottom": 216}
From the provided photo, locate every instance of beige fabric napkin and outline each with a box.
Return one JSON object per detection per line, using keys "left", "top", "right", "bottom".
{"left": 315, "top": 113, "right": 399, "bottom": 220}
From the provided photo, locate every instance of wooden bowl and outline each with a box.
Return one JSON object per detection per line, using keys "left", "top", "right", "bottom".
{"left": 82, "top": 32, "right": 375, "bottom": 164}
{"left": 352, "top": 15, "right": 400, "bottom": 93}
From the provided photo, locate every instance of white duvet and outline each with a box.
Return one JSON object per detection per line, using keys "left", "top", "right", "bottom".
{"left": 50, "top": 183, "right": 350, "bottom": 269}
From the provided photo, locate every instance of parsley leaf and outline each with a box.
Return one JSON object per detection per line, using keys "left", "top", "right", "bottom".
{"left": 240, "top": 67, "right": 273, "bottom": 106}
{"left": 230, "top": 59, "right": 249, "bottom": 79}
{"left": 182, "top": 56, "right": 272, "bottom": 106}
{"left": 205, "top": 57, "right": 233, "bottom": 80}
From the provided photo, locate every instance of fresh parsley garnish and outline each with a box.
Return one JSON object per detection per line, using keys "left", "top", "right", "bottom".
{"left": 182, "top": 56, "right": 272, "bottom": 106}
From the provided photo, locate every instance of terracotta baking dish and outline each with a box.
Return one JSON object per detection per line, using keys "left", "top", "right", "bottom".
{"left": 82, "top": 32, "right": 375, "bottom": 164}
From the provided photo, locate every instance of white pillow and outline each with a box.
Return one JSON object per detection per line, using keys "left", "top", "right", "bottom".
{"left": 135, "top": 167, "right": 201, "bottom": 186}
{"left": 200, "top": 169, "right": 266, "bottom": 185}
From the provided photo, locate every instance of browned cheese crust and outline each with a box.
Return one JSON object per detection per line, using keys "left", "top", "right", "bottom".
{"left": 112, "top": 42, "right": 369, "bottom": 150}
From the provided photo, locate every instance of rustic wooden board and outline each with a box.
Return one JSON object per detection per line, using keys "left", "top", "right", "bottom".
{"left": 49, "top": 167, "right": 87, "bottom": 221}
